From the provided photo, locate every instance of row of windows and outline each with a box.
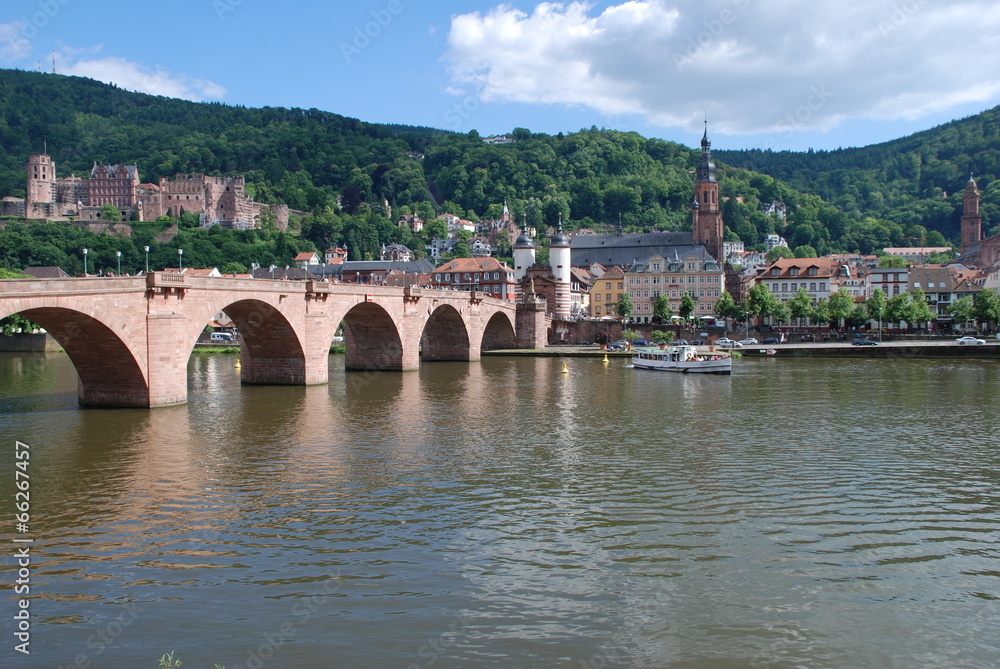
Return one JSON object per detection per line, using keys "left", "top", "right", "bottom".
{"left": 630, "top": 290, "right": 721, "bottom": 299}
{"left": 770, "top": 267, "right": 822, "bottom": 277}
{"left": 772, "top": 282, "right": 828, "bottom": 293}
{"left": 628, "top": 275, "right": 721, "bottom": 285}
{"left": 434, "top": 272, "right": 507, "bottom": 282}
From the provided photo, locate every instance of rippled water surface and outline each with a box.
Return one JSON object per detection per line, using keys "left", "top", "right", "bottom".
{"left": 1, "top": 353, "right": 999, "bottom": 668}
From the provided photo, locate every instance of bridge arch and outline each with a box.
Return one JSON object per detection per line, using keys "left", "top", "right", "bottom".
{"left": 422, "top": 304, "right": 472, "bottom": 361}
{"left": 482, "top": 310, "right": 517, "bottom": 350}
{"left": 216, "top": 299, "right": 307, "bottom": 385}
{"left": 12, "top": 306, "right": 148, "bottom": 407}
{"left": 342, "top": 301, "right": 405, "bottom": 371}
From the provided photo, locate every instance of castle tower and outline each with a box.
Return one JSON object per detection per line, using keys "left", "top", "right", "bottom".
{"left": 961, "top": 175, "right": 983, "bottom": 254}
{"left": 26, "top": 154, "right": 56, "bottom": 207}
{"left": 513, "top": 221, "right": 537, "bottom": 282}
{"left": 692, "top": 124, "right": 724, "bottom": 263}
{"left": 549, "top": 215, "right": 572, "bottom": 319}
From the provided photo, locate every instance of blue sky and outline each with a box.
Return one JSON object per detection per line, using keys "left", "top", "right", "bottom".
{"left": 3, "top": 0, "right": 1000, "bottom": 152}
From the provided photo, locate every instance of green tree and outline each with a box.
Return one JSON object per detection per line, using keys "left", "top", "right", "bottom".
{"left": 746, "top": 283, "right": 779, "bottom": 320}
{"left": 772, "top": 301, "right": 791, "bottom": 325}
{"left": 948, "top": 295, "right": 976, "bottom": 329}
{"left": 878, "top": 255, "right": 907, "bottom": 268}
{"left": 621, "top": 328, "right": 642, "bottom": 350}
{"left": 788, "top": 287, "right": 814, "bottom": 324}
{"left": 679, "top": 293, "right": 696, "bottom": 322}
{"left": 653, "top": 293, "right": 672, "bottom": 323}
{"left": 866, "top": 288, "right": 887, "bottom": 331}
{"left": 973, "top": 289, "right": 1000, "bottom": 330}
{"left": 713, "top": 290, "right": 740, "bottom": 320}
{"left": 615, "top": 292, "right": 633, "bottom": 321}
{"left": 827, "top": 288, "right": 855, "bottom": 329}
{"left": 907, "top": 287, "right": 934, "bottom": 331}
{"left": 886, "top": 292, "right": 913, "bottom": 328}
{"left": 423, "top": 218, "right": 448, "bottom": 240}
{"left": 793, "top": 245, "right": 817, "bottom": 258}
{"left": 846, "top": 304, "right": 869, "bottom": 329}
{"left": 100, "top": 203, "right": 121, "bottom": 222}
{"left": 766, "top": 246, "right": 794, "bottom": 262}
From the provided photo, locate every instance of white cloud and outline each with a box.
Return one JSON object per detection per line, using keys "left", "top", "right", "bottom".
{"left": 0, "top": 22, "right": 32, "bottom": 63}
{"left": 61, "top": 56, "right": 226, "bottom": 102}
{"left": 445, "top": 1, "right": 1000, "bottom": 136}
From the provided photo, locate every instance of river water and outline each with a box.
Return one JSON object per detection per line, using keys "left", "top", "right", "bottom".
{"left": 1, "top": 352, "right": 999, "bottom": 668}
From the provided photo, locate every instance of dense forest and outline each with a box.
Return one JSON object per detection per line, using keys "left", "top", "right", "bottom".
{"left": 717, "top": 107, "right": 1000, "bottom": 243}
{"left": 1, "top": 68, "right": 994, "bottom": 273}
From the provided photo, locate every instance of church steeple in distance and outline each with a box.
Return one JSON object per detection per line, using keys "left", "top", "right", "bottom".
{"left": 692, "top": 118, "right": 723, "bottom": 263}
{"left": 697, "top": 119, "right": 717, "bottom": 184}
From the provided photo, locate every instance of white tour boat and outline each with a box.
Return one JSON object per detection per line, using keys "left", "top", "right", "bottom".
{"left": 631, "top": 345, "right": 732, "bottom": 374}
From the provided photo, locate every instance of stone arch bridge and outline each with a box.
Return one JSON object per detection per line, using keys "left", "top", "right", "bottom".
{"left": 0, "top": 273, "right": 548, "bottom": 407}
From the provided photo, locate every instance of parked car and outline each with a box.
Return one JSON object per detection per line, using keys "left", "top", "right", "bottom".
{"left": 715, "top": 338, "right": 742, "bottom": 348}
{"left": 956, "top": 336, "right": 986, "bottom": 345}
{"left": 669, "top": 339, "right": 689, "bottom": 346}
{"left": 575, "top": 340, "right": 591, "bottom": 346}
{"left": 761, "top": 337, "right": 779, "bottom": 345}
{"left": 738, "top": 338, "right": 758, "bottom": 346}
{"left": 210, "top": 332, "right": 236, "bottom": 343}
{"left": 852, "top": 336, "right": 878, "bottom": 346}
{"left": 633, "top": 339, "right": 649, "bottom": 346}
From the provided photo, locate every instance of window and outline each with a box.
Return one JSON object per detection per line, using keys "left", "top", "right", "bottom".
{"left": 781, "top": 283, "right": 788, "bottom": 292}
{"left": 789, "top": 268, "right": 799, "bottom": 277}
{"left": 771, "top": 268, "right": 780, "bottom": 276}
{"left": 913, "top": 282, "right": 920, "bottom": 288}
{"left": 653, "top": 277, "right": 660, "bottom": 285}
{"left": 606, "top": 294, "right": 612, "bottom": 303}
{"left": 688, "top": 277, "right": 695, "bottom": 284}
{"left": 808, "top": 267, "right": 818, "bottom": 276}
{"left": 444, "top": 273, "right": 450, "bottom": 282}
{"left": 810, "top": 283, "right": 816, "bottom": 291}
{"left": 618, "top": 282, "right": 624, "bottom": 290}
{"left": 629, "top": 277, "right": 635, "bottom": 285}
{"left": 653, "top": 263, "right": 661, "bottom": 271}
{"left": 819, "top": 282, "right": 826, "bottom": 291}
{"left": 688, "top": 262, "right": 696, "bottom": 270}
{"left": 595, "top": 293, "right": 601, "bottom": 302}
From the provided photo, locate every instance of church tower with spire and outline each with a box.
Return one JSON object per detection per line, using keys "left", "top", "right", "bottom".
{"left": 961, "top": 175, "right": 983, "bottom": 254}
{"left": 691, "top": 123, "right": 724, "bottom": 263}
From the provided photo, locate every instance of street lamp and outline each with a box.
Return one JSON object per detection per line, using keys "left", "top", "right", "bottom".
{"left": 144, "top": 246, "right": 150, "bottom": 275}
{"left": 82, "top": 248, "right": 89, "bottom": 276}
{"left": 116, "top": 250, "right": 122, "bottom": 276}
{"left": 178, "top": 248, "right": 184, "bottom": 271}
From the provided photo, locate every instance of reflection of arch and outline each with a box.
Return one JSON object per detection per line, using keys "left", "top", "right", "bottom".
{"left": 422, "top": 305, "right": 471, "bottom": 361}
{"left": 482, "top": 311, "right": 516, "bottom": 350}
{"left": 18, "top": 307, "right": 148, "bottom": 407}
{"left": 342, "top": 302, "right": 404, "bottom": 370}
{"left": 218, "top": 300, "right": 306, "bottom": 385}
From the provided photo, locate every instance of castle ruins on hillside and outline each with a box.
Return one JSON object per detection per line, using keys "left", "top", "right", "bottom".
{"left": 2, "top": 154, "right": 288, "bottom": 230}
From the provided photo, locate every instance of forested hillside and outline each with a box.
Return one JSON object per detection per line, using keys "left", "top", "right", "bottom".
{"left": 0, "top": 67, "right": 988, "bottom": 272}
{"left": 716, "top": 107, "right": 1000, "bottom": 243}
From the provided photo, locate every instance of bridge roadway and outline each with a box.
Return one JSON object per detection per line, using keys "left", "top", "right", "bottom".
{"left": 0, "top": 273, "right": 549, "bottom": 408}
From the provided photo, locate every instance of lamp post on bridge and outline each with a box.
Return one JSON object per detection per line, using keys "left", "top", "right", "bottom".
{"left": 178, "top": 248, "right": 184, "bottom": 271}
{"left": 116, "top": 250, "right": 122, "bottom": 276}
{"left": 82, "top": 248, "right": 89, "bottom": 276}
{"left": 144, "top": 246, "right": 150, "bottom": 275}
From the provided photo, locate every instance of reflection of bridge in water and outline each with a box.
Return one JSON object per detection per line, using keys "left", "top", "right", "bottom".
{"left": 0, "top": 273, "right": 549, "bottom": 408}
